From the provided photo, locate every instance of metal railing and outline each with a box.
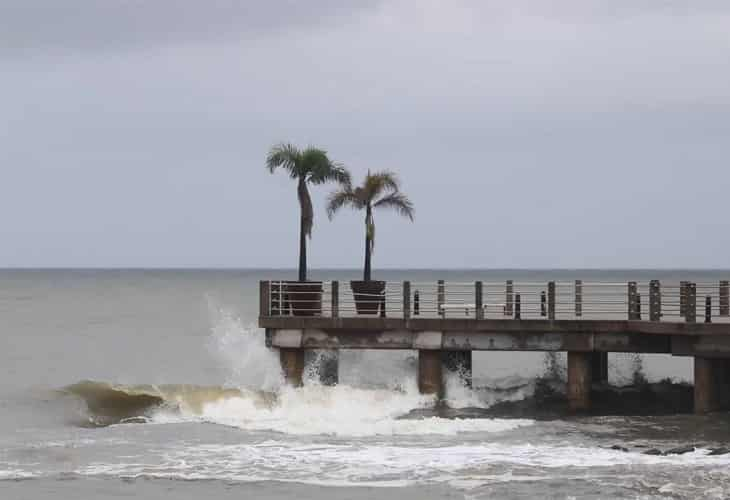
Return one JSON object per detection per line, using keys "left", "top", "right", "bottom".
{"left": 260, "top": 280, "right": 730, "bottom": 323}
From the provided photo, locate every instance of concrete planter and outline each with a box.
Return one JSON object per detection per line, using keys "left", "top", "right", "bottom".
{"left": 285, "top": 281, "right": 323, "bottom": 316}
{"left": 350, "top": 280, "right": 386, "bottom": 315}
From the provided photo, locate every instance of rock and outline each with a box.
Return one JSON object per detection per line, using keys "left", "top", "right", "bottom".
{"left": 665, "top": 445, "right": 695, "bottom": 455}
{"left": 708, "top": 447, "right": 730, "bottom": 456}
{"left": 610, "top": 445, "right": 629, "bottom": 452}
{"left": 643, "top": 448, "right": 663, "bottom": 455}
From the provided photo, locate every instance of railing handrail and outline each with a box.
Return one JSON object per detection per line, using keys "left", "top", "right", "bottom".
{"left": 260, "top": 279, "right": 729, "bottom": 324}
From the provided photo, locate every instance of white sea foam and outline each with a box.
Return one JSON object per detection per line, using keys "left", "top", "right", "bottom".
{"left": 185, "top": 308, "right": 536, "bottom": 436}
{"left": 0, "top": 469, "right": 37, "bottom": 480}
{"left": 149, "top": 382, "right": 532, "bottom": 437}
{"left": 73, "top": 442, "right": 730, "bottom": 487}
{"left": 206, "top": 304, "right": 282, "bottom": 392}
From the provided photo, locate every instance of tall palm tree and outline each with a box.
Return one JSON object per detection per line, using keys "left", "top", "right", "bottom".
{"left": 327, "top": 171, "right": 414, "bottom": 281}
{"left": 266, "top": 143, "right": 350, "bottom": 282}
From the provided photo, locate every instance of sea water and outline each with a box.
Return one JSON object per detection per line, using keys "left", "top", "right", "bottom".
{"left": 1, "top": 269, "right": 729, "bottom": 499}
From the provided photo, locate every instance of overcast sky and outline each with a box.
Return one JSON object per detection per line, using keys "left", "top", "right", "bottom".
{"left": 1, "top": 1, "right": 729, "bottom": 268}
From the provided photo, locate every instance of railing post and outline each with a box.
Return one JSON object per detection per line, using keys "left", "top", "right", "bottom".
{"left": 506, "top": 280, "right": 514, "bottom": 316}
{"left": 331, "top": 280, "right": 339, "bottom": 318}
{"left": 403, "top": 281, "right": 411, "bottom": 320}
{"left": 548, "top": 281, "right": 556, "bottom": 320}
{"left": 271, "top": 280, "right": 287, "bottom": 316}
{"left": 705, "top": 296, "right": 712, "bottom": 323}
{"left": 541, "top": 291, "right": 547, "bottom": 317}
{"left": 628, "top": 282, "right": 638, "bottom": 320}
{"left": 575, "top": 280, "right": 582, "bottom": 317}
{"left": 260, "top": 280, "right": 271, "bottom": 317}
{"left": 680, "top": 281, "right": 688, "bottom": 317}
{"left": 686, "top": 283, "right": 697, "bottom": 323}
{"left": 720, "top": 280, "right": 729, "bottom": 317}
{"left": 649, "top": 280, "right": 661, "bottom": 321}
{"left": 515, "top": 293, "right": 521, "bottom": 320}
{"left": 437, "top": 280, "right": 445, "bottom": 318}
{"left": 475, "top": 281, "right": 484, "bottom": 320}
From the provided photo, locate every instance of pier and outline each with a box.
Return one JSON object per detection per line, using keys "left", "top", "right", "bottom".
{"left": 258, "top": 280, "right": 730, "bottom": 414}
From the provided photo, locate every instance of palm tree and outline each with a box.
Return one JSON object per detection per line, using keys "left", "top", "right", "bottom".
{"left": 266, "top": 143, "right": 350, "bottom": 282}
{"left": 327, "top": 171, "right": 414, "bottom": 281}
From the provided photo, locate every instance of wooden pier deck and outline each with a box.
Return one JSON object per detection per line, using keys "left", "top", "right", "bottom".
{"left": 259, "top": 280, "right": 730, "bottom": 413}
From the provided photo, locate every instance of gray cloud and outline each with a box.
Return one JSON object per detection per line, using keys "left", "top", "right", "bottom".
{"left": 0, "top": 0, "right": 380, "bottom": 58}
{"left": 1, "top": 1, "right": 729, "bottom": 268}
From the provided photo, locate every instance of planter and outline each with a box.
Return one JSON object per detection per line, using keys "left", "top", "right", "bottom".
{"left": 286, "top": 281, "right": 323, "bottom": 316}
{"left": 350, "top": 280, "right": 386, "bottom": 316}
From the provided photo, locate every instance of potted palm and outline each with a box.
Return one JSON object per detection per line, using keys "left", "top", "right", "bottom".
{"left": 327, "top": 171, "right": 414, "bottom": 315}
{"left": 266, "top": 143, "right": 350, "bottom": 316}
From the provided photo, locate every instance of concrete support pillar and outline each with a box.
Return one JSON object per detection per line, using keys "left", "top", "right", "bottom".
{"left": 568, "top": 352, "right": 592, "bottom": 412}
{"left": 305, "top": 349, "right": 338, "bottom": 386}
{"left": 591, "top": 352, "right": 609, "bottom": 384}
{"left": 695, "top": 356, "right": 724, "bottom": 414}
{"left": 719, "top": 359, "right": 730, "bottom": 410}
{"left": 418, "top": 350, "right": 443, "bottom": 396}
{"left": 443, "top": 351, "right": 472, "bottom": 388}
{"left": 280, "top": 348, "right": 305, "bottom": 387}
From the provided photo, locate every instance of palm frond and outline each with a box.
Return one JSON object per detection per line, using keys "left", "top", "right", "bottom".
{"left": 373, "top": 191, "right": 415, "bottom": 221}
{"left": 266, "top": 143, "right": 300, "bottom": 178}
{"left": 326, "top": 189, "right": 362, "bottom": 219}
{"left": 363, "top": 170, "right": 400, "bottom": 201}
{"left": 310, "top": 162, "right": 351, "bottom": 189}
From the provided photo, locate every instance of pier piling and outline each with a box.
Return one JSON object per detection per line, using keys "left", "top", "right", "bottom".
{"left": 443, "top": 351, "right": 473, "bottom": 388}
{"left": 694, "top": 357, "right": 718, "bottom": 413}
{"left": 568, "top": 352, "right": 592, "bottom": 412}
{"left": 591, "top": 352, "right": 608, "bottom": 384}
{"left": 280, "top": 348, "right": 305, "bottom": 387}
{"left": 418, "top": 350, "right": 443, "bottom": 396}
{"left": 318, "top": 350, "right": 339, "bottom": 386}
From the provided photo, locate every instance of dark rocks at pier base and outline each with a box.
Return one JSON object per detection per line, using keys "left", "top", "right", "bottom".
{"left": 641, "top": 446, "right": 697, "bottom": 456}
{"left": 480, "top": 378, "right": 694, "bottom": 419}
{"left": 643, "top": 448, "right": 663, "bottom": 455}
{"left": 708, "top": 447, "right": 730, "bottom": 456}
{"left": 665, "top": 445, "right": 696, "bottom": 455}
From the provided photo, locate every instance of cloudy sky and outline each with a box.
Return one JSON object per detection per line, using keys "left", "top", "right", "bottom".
{"left": 1, "top": 1, "right": 729, "bottom": 268}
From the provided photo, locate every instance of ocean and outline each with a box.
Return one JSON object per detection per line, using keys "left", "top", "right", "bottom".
{"left": 1, "top": 269, "right": 729, "bottom": 499}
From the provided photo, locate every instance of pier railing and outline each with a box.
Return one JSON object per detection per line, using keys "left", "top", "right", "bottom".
{"left": 260, "top": 280, "right": 730, "bottom": 323}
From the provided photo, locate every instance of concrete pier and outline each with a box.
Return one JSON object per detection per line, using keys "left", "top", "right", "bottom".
{"left": 280, "top": 348, "right": 305, "bottom": 387}
{"left": 418, "top": 350, "right": 443, "bottom": 396}
{"left": 262, "top": 278, "right": 730, "bottom": 414}
{"left": 568, "top": 352, "right": 592, "bottom": 412}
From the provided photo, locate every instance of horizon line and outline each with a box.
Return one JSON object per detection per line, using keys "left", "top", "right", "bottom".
{"left": 1, "top": 267, "right": 730, "bottom": 272}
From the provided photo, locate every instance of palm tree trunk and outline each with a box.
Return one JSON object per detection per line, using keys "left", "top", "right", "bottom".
{"left": 364, "top": 207, "right": 372, "bottom": 281}
{"left": 296, "top": 177, "right": 312, "bottom": 283}
{"left": 299, "top": 212, "right": 307, "bottom": 282}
